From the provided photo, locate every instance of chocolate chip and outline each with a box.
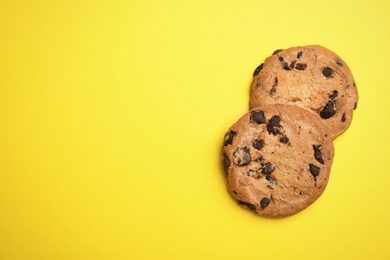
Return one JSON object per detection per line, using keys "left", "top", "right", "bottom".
{"left": 322, "top": 67, "right": 333, "bottom": 78}
{"left": 250, "top": 109, "right": 266, "bottom": 124}
{"left": 309, "top": 164, "right": 320, "bottom": 179}
{"left": 232, "top": 190, "right": 238, "bottom": 194}
{"left": 273, "top": 77, "right": 278, "bottom": 86}
{"left": 265, "top": 175, "right": 277, "bottom": 185}
{"left": 279, "top": 136, "right": 289, "bottom": 144}
{"left": 261, "top": 162, "right": 275, "bottom": 174}
{"left": 223, "top": 130, "right": 236, "bottom": 146}
{"left": 354, "top": 102, "right": 358, "bottom": 110}
{"left": 256, "top": 155, "right": 264, "bottom": 161}
{"left": 341, "top": 113, "right": 346, "bottom": 122}
{"left": 238, "top": 200, "right": 256, "bottom": 211}
{"left": 252, "top": 139, "right": 264, "bottom": 150}
{"left": 329, "top": 90, "right": 338, "bottom": 99}
{"left": 289, "top": 60, "right": 297, "bottom": 69}
{"left": 295, "top": 63, "right": 307, "bottom": 70}
{"left": 260, "top": 197, "right": 271, "bottom": 209}
{"left": 233, "top": 147, "right": 251, "bottom": 166}
{"left": 297, "top": 51, "right": 303, "bottom": 59}
{"left": 269, "top": 77, "right": 278, "bottom": 95}
{"left": 282, "top": 62, "right": 291, "bottom": 70}
{"left": 253, "top": 63, "right": 263, "bottom": 77}
{"left": 273, "top": 49, "right": 284, "bottom": 55}
{"left": 223, "top": 153, "right": 230, "bottom": 174}
{"left": 313, "top": 145, "right": 324, "bottom": 164}
{"left": 266, "top": 116, "right": 282, "bottom": 135}
{"left": 319, "top": 90, "right": 338, "bottom": 119}
{"left": 277, "top": 55, "right": 291, "bottom": 70}
{"left": 336, "top": 60, "right": 343, "bottom": 66}
{"left": 320, "top": 100, "right": 337, "bottom": 119}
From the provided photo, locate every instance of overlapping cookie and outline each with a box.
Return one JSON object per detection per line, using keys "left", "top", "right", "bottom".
{"left": 250, "top": 45, "right": 358, "bottom": 139}
{"left": 223, "top": 105, "right": 334, "bottom": 217}
{"left": 222, "top": 45, "right": 358, "bottom": 217}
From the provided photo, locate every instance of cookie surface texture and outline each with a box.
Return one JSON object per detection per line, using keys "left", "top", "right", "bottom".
{"left": 250, "top": 45, "right": 358, "bottom": 139}
{"left": 222, "top": 105, "right": 334, "bottom": 217}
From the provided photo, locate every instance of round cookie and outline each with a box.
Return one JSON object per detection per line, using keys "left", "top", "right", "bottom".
{"left": 222, "top": 104, "right": 334, "bottom": 217}
{"left": 250, "top": 45, "right": 359, "bottom": 139}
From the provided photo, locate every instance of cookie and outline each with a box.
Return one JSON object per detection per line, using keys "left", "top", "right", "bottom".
{"left": 222, "top": 104, "right": 334, "bottom": 217}
{"left": 250, "top": 45, "right": 358, "bottom": 139}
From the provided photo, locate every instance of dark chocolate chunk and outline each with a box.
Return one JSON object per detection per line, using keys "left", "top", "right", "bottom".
{"left": 354, "top": 102, "right": 358, "bottom": 110}
{"left": 233, "top": 147, "right": 251, "bottom": 166}
{"left": 266, "top": 116, "right": 282, "bottom": 135}
{"left": 256, "top": 155, "right": 264, "bottom": 161}
{"left": 341, "top": 113, "right": 346, "bottom": 122}
{"left": 265, "top": 175, "right": 277, "bottom": 185}
{"left": 270, "top": 77, "right": 278, "bottom": 95}
{"left": 279, "top": 136, "right": 289, "bottom": 144}
{"left": 329, "top": 90, "right": 338, "bottom": 99}
{"left": 273, "top": 49, "right": 284, "bottom": 55}
{"left": 250, "top": 109, "right": 266, "bottom": 124}
{"left": 260, "top": 197, "right": 271, "bottom": 209}
{"left": 319, "top": 90, "right": 338, "bottom": 119}
{"left": 309, "top": 164, "right": 320, "bottom": 179}
{"left": 313, "top": 145, "right": 324, "bottom": 164}
{"left": 320, "top": 100, "right": 337, "bottom": 119}
{"left": 238, "top": 200, "right": 256, "bottom": 211}
{"left": 253, "top": 63, "right": 263, "bottom": 77}
{"left": 322, "top": 67, "right": 333, "bottom": 78}
{"left": 223, "top": 153, "right": 230, "bottom": 174}
{"left": 282, "top": 62, "right": 291, "bottom": 70}
{"left": 252, "top": 139, "right": 264, "bottom": 150}
{"left": 289, "top": 60, "right": 297, "bottom": 69}
{"left": 297, "top": 51, "right": 303, "bottom": 59}
{"left": 273, "top": 77, "right": 278, "bottom": 86}
{"left": 223, "top": 130, "right": 236, "bottom": 146}
{"left": 261, "top": 163, "right": 275, "bottom": 174}
{"left": 278, "top": 56, "right": 284, "bottom": 62}
{"left": 295, "top": 63, "right": 307, "bottom": 70}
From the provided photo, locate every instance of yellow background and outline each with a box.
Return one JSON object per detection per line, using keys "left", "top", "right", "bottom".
{"left": 1, "top": 0, "right": 389, "bottom": 259}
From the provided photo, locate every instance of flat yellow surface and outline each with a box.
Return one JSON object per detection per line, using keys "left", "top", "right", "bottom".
{"left": 1, "top": 0, "right": 389, "bottom": 259}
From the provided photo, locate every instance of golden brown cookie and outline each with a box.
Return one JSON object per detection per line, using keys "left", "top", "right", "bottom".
{"left": 250, "top": 45, "right": 358, "bottom": 139}
{"left": 222, "top": 104, "right": 334, "bottom": 217}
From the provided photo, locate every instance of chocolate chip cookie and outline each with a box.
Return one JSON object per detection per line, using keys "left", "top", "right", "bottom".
{"left": 222, "top": 104, "right": 334, "bottom": 217}
{"left": 250, "top": 45, "right": 358, "bottom": 139}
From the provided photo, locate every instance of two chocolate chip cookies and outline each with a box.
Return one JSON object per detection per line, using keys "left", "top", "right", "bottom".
{"left": 222, "top": 45, "right": 358, "bottom": 217}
